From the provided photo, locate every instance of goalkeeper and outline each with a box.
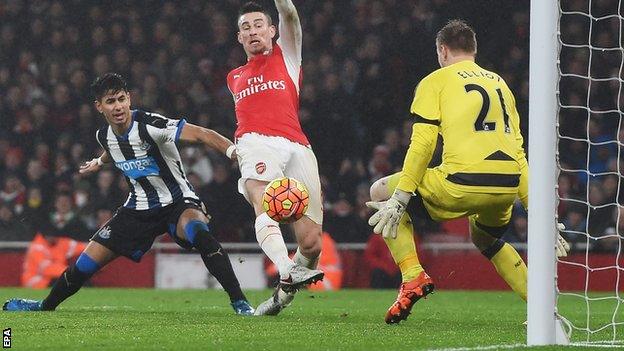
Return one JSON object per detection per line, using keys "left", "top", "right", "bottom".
{"left": 367, "top": 19, "right": 570, "bottom": 324}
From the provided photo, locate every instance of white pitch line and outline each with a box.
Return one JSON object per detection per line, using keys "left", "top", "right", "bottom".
{"left": 569, "top": 342, "right": 624, "bottom": 348}
{"left": 429, "top": 341, "right": 624, "bottom": 351}
{"left": 428, "top": 344, "right": 526, "bottom": 351}
{"left": 580, "top": 340, "right": 624, "bottom": 345}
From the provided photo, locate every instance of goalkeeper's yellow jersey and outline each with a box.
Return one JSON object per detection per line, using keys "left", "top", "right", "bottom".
{"left": 397, "top": 60, "right": 528, "bottom": 195}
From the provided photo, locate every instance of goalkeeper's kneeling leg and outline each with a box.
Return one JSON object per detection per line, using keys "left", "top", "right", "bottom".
{"left": 470, "top": 216, "right": 527, "bottom": 301}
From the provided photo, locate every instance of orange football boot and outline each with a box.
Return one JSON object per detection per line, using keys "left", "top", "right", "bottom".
{"left": 385, "top": 271, "right": 435, "bottom": 324}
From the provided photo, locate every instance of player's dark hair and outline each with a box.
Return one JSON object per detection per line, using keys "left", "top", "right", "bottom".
{"left": 238, "top": 1, "right": 272, "bottom": 26}
{"left": 91, "top": 72, "right": 129, "bottom": 101}
{"left": 436, "top": 19, "right": 477, "bottom": 55}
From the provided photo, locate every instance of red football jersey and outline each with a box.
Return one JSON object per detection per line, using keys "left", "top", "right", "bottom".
{"left": 227, "top": 43, "right": 309, "bottom": 145}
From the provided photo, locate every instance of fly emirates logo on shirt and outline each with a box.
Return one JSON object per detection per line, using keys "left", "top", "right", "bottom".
{"left": 234, "top": 75, "right": 286, "bottom": 103}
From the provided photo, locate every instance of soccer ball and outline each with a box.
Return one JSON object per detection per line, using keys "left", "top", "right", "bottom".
{"left": 262, "top": 177, "right": 309, "bottom": 223}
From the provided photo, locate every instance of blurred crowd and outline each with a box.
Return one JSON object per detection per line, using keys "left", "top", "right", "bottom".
{"left": 0, "top": 0, "right": 619, "bottom": 252}
{"left": 556, "top": 0, "right": 624, "bottom": 252}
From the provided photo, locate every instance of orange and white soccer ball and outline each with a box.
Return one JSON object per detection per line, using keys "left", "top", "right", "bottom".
{"left": 262, "top": 177, "right": 309, "bottom": 223}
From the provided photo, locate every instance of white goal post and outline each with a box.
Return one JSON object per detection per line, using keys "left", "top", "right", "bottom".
{"left": 527, "top": 0, "right": 567, "bottom": 346}
{"left": 529, "top": 0, "right": 624, "bottom": 346}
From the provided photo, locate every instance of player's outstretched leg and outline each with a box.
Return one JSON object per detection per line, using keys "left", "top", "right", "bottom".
{"left": 247, "top": 178, "right": 322, "bottom": 316}
{"left": 196, "top": 232, "right": 254, "bottom": 315}
{"left": 255, "top": 213, "right": 323, "bottom": 292}
{"left": 3, "top": 242, "right": 114, "bottom": 312}
{"left": 179, "top": 217, "right": 254, "bottom": 315}
{"left": 255, "top": 217, "right": 323, "bottom": 316}
{"left": 245, "top": 178, "right": 322, "bottom": 290}
{"left": 254, "top": 248, "right": 321, "bottom": 316}
{"left": 281, "top": 234, "right": 324, "bottom": 293}
{"left": 370, "top": 174, "right": 434, "bottom": 324}
{"left": 470, "top": 216, "right": 527, "bottom": 301}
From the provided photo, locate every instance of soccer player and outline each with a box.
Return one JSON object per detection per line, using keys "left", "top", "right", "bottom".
{"left": 227, "top": 1, "right": 324, "bottom": 315}
{"left": 3, "top": 73, "right": 254, "bottom": 315}
{"left": 367, "top": 20, "right": 570, "bottom": 324}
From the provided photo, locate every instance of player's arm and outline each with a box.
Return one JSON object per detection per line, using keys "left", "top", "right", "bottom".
{"left": 396, "top": 77, "right": 441, "bottom": 196}
{"left": 507, "top": 89, "right": 529, "bottom": 210}
{"left": 80, "top": 129, "right": 113, "bottom": 174}
{"left": 396, "top": 122, "right": 438, "bottom": 194}
{"left": 179, "top": 123, "right": 236, "bottom": 161}
{"left": 371, "top": 118, "right": 438, "bottom": 237}
{"left": 79, "top": 152, "right": 111, "bottom": 174}
{"left": 275, "top": 0, "right": 302, "bottom": 62}
{"left": 368, "top": 77, "right": 441, "bottom": 238}
{"left": 517, "top": 146, "right": 569, "bottom": 256}
{"left": 507, "top": 88, "right": 568, "bottom": 256}
{"left": 517, "top": 149, "right": 528, "bottom": 210}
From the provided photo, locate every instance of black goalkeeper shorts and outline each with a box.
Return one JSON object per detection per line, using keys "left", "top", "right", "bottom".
{"left": 91, "top": 198, "right": 206, "bottom": 262}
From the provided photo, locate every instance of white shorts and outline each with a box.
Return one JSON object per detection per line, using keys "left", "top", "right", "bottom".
{"left": 236, "top": 133, "right": 323, "bottom": 225}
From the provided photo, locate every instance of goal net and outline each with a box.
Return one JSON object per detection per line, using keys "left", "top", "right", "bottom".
{"left": 556, "top": 0, "right": 624, "bottom": 346}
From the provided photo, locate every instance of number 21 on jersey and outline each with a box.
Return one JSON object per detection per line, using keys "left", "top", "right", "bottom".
{"left": 465, "top": 84, "right": 511, "bottom": 134}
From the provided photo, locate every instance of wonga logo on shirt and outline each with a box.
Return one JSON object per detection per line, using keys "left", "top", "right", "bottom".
{"left": 115, "top": 157, "right": 160, "bottom": 180}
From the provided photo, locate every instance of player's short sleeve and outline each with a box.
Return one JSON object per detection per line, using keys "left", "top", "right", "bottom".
{"left": 158, "top": 117, "right": 186, "bottom": 144}
{"left": 410, "top": 75, "right": 441, "bottom": 123}
{"left": 141, "top": 111, "right": 186, "bottom": 144}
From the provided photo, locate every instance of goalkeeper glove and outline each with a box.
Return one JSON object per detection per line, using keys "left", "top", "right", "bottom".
{"left": 556, "top": 222, "right": 571, "bottom": 257}
{"left": 366, "top": 189, "right": 412, "bottom": 239}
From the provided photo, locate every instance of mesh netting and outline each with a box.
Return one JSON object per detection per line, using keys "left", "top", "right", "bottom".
{"left": 557, "top": 0, "right": 624, "bottom": 345}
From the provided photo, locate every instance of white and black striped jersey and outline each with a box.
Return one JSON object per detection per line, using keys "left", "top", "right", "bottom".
{"left": 96, "top": 110, "right": 199, "bottom": 210}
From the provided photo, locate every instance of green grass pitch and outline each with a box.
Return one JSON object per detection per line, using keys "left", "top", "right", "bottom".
{"left": 0, "top": 288, "right": 620, "bottom": 350}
